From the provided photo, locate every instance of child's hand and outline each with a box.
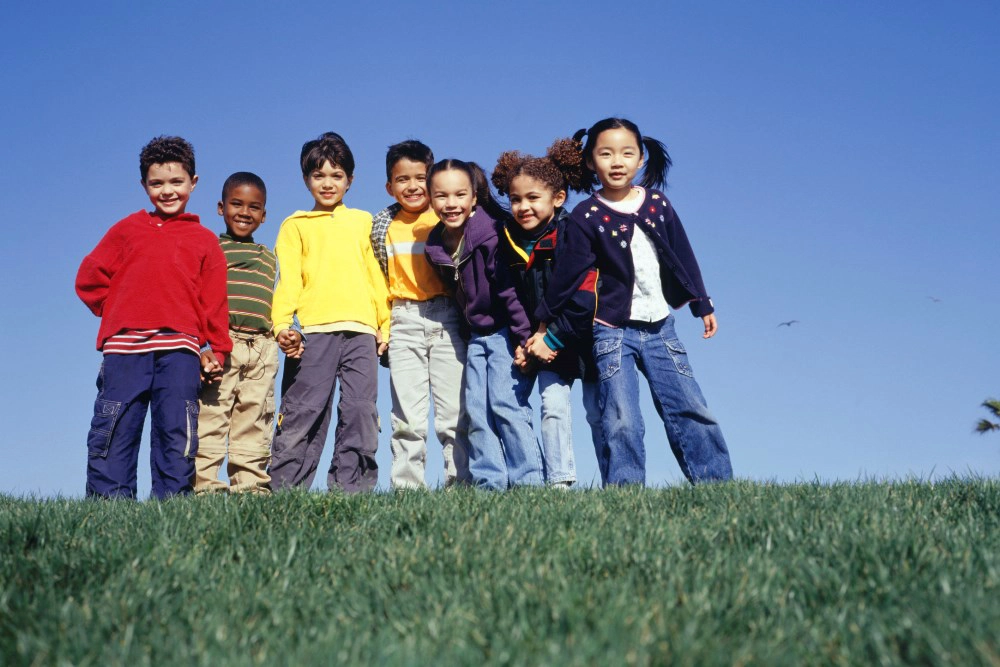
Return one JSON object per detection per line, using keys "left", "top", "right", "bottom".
{"left": 525, "top": 332, "right": 558, "bottom": 363}
{"left": 277, "top": 329, "right": 304, "bottom": 358}
{"left": 199, "top": 350, "right": 223, "bottom": 383}
{"left": 702, "top": 314, "right": 718, "bottom": 339}
{"left": 513, "top": 345, "right": 528, "bottom": 368}
{"left": 376, "top": 331, "right": 389, "bottom": 357}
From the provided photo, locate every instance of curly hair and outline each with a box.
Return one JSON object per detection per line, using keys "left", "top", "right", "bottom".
{"left": 491, "top": 138, "right": 589, "bottom": 197}
{"left": 300, "top": 132, "right": 356, "bottom": 178}
{"left": 139, "top": 136, "right": 196, "bottom": 182}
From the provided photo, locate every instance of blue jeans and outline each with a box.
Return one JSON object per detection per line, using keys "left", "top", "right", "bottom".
{"left": 535, "top": 370, "right": 577, "bottom": 485}
{"left": 464, "top": 329, "right": 543, "bottom": 489}
{"left": 592, "top": 317, "right": 732, "bottom": 486}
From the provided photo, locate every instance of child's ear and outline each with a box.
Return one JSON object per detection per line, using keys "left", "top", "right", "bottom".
{"left": 347, "top": 175, "right": 354, "bottom": 190}
{"left": 385, "top": 182, "right": 393, "bottom": 197}
{"left": 190, "top": 174, "right": 198, "bottom": 190}
{"left": 554, "top": 190, "right": 567, "bottom": 208}
{"left": 585, "top": 156, "right": 594, "bottom": 171}
{"left": 217, "top": 200, "right": 224, "bottom": 216}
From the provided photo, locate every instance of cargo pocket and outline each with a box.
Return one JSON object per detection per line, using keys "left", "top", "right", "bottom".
{"left": 665, "top": 338, "right": 694, "bottom": 377}
{"left": 184, "top": 400, "right": 200, "bottom": 458}
{"left": 593, "top": 327, "right": 623, "bottom": 381}
{"left": 87, "top": 399, "right": 122, "bottom": 458}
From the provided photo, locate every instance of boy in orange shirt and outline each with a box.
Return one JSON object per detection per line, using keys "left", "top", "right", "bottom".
{"left": 370, "top": 141, "right": 469, "bottom": 488}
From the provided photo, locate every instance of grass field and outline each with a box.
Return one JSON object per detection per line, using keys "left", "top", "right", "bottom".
{"left": 2, "top": 480, "right": 999, "bottom": 666}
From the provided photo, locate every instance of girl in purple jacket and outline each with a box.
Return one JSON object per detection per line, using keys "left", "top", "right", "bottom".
{"left": 532, "top": 118, "right": 733, "bottom": 486}
{"left": 424, "top": 159, "right": 544, "bottom": 489}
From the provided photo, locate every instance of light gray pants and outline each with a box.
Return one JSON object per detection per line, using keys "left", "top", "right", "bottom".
{"left": 388, "top": 297, "right": 470, "bottom": 488}
{"left": 269, "top": 331, "right": 379, "bottom": 493}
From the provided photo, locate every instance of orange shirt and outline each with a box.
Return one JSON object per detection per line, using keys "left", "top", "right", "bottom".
{"left": 386, "top": 209, "right": 448, "bottom": 302}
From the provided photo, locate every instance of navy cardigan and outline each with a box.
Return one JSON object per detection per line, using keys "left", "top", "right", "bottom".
{"left": 536, "top": 189, "right": 714, "bottom": 328}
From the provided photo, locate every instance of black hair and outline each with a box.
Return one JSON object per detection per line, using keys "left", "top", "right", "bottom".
{"left": 572, "top": 117, "right": 672, "bottom": 192}
{"left": 427, "top": 159, "right": 509, "bottom": 222}
{"left": 300, "top": 132, "right": 356, "bottom": 178}
{"left": 385, "top": 140, "right": 434, "bottom": 181}
{"left": 139, "top": 136, "right": 196, "bottom": 182}
{"left": 221, "top": 171, "right": 267, "bottom": 202}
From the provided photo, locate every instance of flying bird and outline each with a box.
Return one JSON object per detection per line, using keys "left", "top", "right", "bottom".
{"left": 927, "top": 296, "right": 942, "bottom": 303}
{"left": 777, "top": 320, "right": 799, "bottom": 327}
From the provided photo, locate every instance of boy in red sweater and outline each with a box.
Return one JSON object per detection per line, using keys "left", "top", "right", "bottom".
{"left": 75, "top": 136, "right": 231, "bottom": 499}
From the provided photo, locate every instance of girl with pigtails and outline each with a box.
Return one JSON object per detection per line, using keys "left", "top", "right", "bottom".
{"left": 529, "top": 118, "right": 733, "bottom": 486}
{"left": 492, "top": 140, "right": 604, "bottom": 488}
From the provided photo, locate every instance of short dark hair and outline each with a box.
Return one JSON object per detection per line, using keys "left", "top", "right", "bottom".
{"left": 300, "top": 132, "right": 355, "bottom": 178}
{"left": 385, "top": 140, "right": 434, "bottom": 181}
{"left": 221, "top": 171, "right": 267, "bottom": 202}
{"left": 140, "top": 136, "right": 196, "bottom": 182}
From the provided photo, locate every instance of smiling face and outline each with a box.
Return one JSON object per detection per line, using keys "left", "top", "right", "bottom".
{"left": 430, "top": 168, "right": 477, "bottom": 232}
{"left": 306, "top": 160, "right": 352, "bottom": 211}
{"left": 219, "top": 184, "right": 266, "bottom": 240}
{"left": 386, "top": 158, "right": 430, "bottom": 214}
{"left": 508, "top": 174, "right": 566, "bottom": 234}
{"left": 143, "top": 162, "right": 198, "bottom": 218}
{"left": 587, "top": 127, "right": 644, "bottom": 201}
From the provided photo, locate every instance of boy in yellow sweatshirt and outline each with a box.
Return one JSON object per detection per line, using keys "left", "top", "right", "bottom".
{"left": 269, "top": 132, "right": 390, "bottom": 493}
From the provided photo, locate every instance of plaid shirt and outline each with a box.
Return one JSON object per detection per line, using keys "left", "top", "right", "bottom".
{"left": 370, "top": 203, "right": 401, "bottom": 278}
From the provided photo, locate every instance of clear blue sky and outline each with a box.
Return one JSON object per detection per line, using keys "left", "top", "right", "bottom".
{"left": 2, "top": 1, "right": 998, "bottom": 497}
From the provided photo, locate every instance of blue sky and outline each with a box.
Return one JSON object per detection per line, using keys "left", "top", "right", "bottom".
{"left": 2, "top": 1, "right": 998, "bottom": 496}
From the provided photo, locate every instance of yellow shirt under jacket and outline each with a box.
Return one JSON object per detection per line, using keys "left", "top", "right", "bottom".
{"left": 272, "top": 206, "right": 390, "bottom": 339}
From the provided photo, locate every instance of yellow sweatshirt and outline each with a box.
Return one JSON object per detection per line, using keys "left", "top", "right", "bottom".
{"left": 272, "top": 206, "right": 390, "bottom": 339}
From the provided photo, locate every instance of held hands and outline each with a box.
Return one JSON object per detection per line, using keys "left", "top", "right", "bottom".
{"left": 702, "top": 314, "right": 718, "bottom": 339}
{"left": 525, "top": 331, "right": 558, "bottom": 364}
{"left": 199, "top": 350, "right": 223, "bottom": 383}
{"left": 277, "top": 329, "right": 305, "bottom": 358}
{"left": 513, "top": 345, "right": 536, "bottom": 375}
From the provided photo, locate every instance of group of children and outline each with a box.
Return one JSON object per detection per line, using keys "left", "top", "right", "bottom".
{"left": 76, "top": 118, "right": 733, "bottom": 499}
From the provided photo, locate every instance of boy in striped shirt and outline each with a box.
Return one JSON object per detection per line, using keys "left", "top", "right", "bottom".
{"left": 76, "top": 136, "right": 231, "bottom": 499}
{"left": 194, "top": 172, "right": 281, "bottom": 494}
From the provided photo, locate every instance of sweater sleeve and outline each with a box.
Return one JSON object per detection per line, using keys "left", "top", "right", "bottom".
{"left": 200, "top": 239, "right": 233, "bottom": 360}
{"left": 662, "top": 200, "right": 714, "bottom": 318}
{"left": 490, "top": 242, "right": 531, "bottom": 347}
{"left": 271, "top": 218, "right": 303, "bottom": 334}
{"left": 544, "top": 268, "right": 598, "bottom": 347}
{"left": 75, "top": 221, "right": 126, "bottom": 316}
{"left": 363, "top": 228, "right": 392, "bottom": 339}
{"left": 536, "top": 207, "right": 597, "bottom": 324}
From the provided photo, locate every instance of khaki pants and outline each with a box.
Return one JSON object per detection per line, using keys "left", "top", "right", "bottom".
{"left": 388, "top": 298, "right": 470, "bottom": 489}
{"left": 195, "top": 331, "right": 279, "bottom": 493}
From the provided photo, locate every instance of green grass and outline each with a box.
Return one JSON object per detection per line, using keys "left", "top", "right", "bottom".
{"left": 2, "top": 480, "right": 999, "bottom": 665}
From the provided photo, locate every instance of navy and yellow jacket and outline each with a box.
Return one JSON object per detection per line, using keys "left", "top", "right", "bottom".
{"left": 499, "top": 207, "right": 597, "bottom": 381}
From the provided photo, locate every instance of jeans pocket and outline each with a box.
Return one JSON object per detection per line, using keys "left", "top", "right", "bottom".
{"left": 665, "top": 338, "right": 694, "bottom": 377}
{"left": 593, "top": 330, "right": 623, "bottom": 381}
{"left": 87, "top": 399, "right": 122, "bottom": 458}
{"left": 185, "top": 400, "right": 199, "bottom": 458}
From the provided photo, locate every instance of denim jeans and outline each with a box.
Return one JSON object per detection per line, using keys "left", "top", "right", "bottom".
{"left": 535, "top": 370, "right": 577, "bottom": 485}
{"left": 464, "top": 329, "right": 543, "bottom": 489}
{"left": 592, "top": 317, "right": 732, "bottom": 486}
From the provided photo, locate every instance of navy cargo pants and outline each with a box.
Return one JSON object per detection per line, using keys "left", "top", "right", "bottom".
{"left": 85, "top": 351, "right": 200, "bottom": 499}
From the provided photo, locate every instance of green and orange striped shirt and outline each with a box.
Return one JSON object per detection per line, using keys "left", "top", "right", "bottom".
{"left": 219, "top": 234, "right": 277, "bottom": 334}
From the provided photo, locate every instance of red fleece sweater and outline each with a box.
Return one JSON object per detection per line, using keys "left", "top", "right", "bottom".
{"left": 75, "top": 210, "right": 232, "bottom": 362}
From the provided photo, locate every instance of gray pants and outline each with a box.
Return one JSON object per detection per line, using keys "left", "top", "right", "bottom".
{"left": 269, "top": 331, "right": 379, "bottom": 493}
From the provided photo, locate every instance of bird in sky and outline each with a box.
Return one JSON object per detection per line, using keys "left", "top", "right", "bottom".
{"left": 777, "top": 320, "right": 799, "bottom": 327}
{"left": 927, "top": 296, "right": 942, "bottom": 303}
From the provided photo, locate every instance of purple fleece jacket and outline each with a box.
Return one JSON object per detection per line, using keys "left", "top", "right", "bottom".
{"left": 424, "top": 206, "right": 532, "bottom": 346}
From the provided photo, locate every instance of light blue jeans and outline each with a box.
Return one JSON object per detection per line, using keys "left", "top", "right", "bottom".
{"left": 464, "top": 329, "right": 544, "bottom": 489}
{"left": 592, "top": 317, "right": 732, "bottom": 486}
{"left": 535, "top": 370, "right": 577, "bottom": 485}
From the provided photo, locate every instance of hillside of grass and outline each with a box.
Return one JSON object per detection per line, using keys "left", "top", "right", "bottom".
{"left": 2, "top": 480, "right": 999, "bottom": 666}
